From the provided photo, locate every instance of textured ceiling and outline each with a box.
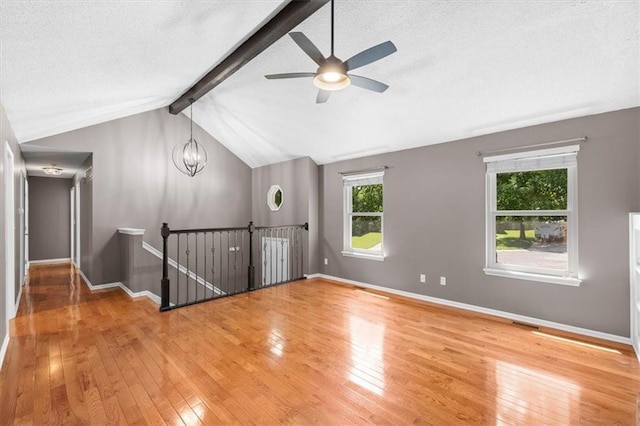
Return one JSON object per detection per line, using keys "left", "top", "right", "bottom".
{"left": 0, "top": 0, "right": 285, "bottom": 142}
{"left": 195, "top": 0, "right": 639, "bottom": 167}
{"left": 1, "top": 1, "right": 638, "bottom": 169}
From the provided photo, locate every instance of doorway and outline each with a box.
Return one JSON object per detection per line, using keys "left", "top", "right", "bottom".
{"left": 4, "top": 141, "right": 15, "bottom": 321}
{"left": 70, "top": 187, "right": 75, "bottom": 265}
{"left": 19, "top": 171, "right": 28, "bottom": 285}
{"left": 74, "top": 182, "right": 80, "bottom": 268}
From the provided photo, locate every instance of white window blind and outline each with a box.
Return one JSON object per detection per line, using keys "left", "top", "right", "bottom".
{"left": 484, "top": 145, "right": 579, "bottom": 173}
{"left": 342, "top": 171, "right": 384, "bottom": 187}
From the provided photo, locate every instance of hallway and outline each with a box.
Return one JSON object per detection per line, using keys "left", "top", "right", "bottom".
{"left": 1, "top": 263, "right": 640, "bottom": 424}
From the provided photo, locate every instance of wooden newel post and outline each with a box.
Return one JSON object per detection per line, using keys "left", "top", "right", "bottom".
{"left": 160, "top": 222, "right": 170, "bottom": 311}
{"left": 248, "top": 221, "right": 256, "bottom": 291}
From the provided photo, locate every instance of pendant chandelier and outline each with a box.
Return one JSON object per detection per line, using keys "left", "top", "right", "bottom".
{"left": 172, "top": 101, "right": 207, "bottom": 177}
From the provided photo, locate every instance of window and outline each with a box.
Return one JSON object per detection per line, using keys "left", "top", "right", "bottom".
{"left": 484, "top": 145, "right": 580, "bottom": 286}
{"left": 267, "top": 185, "right": 283, "bottom": 211}
{"left": 342, "top": 171, "right": 384, "bottom": 260}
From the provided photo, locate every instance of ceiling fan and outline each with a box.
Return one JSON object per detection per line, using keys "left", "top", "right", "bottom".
{"left": 265, "top": 0, "right": 397, "bottom": 104}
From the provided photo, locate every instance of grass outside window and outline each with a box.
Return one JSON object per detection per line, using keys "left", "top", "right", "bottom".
{"left": 352, "top": 232, "right": 382, "bottom": 250}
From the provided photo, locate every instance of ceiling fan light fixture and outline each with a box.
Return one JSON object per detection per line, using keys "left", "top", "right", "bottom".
{"left": 265, "top": 0, "right": 396, "bottom": 102}
{"left": 313, "top": 72, "right": 350, "bottom": 91}
{"left": 313, "top": 61, "right": 350, "bottom": 91}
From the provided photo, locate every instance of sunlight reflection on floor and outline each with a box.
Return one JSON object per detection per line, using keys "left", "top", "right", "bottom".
{"left": 494, "top": 360, "right": 580, "bottom": 424}
{"left": 348, "top": 315, "right": 386, "bottom": 396}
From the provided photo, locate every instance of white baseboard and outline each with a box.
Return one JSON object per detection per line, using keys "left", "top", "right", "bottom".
{"left": 14, "top": 284, "right": 23, "bottom": 317}
{"left": 2, "top": 276, "right": 28, "bottom": 372}
{"left": 0, "top": 333, "right": 8, "bottom": 372}
{"left": 118, "top": 285, "right": 162, "bottom": 305}
{"left": 78, "top": 269, "right": 160, "bottom": 305}
{"left": 29, "top": 257, "right": 71, "bottom": 265}
{"left": 317, "top": 274, "right": 631, "bottom": 345}
{"left": 304, "top": 273, "right": 321, "bottom": 279}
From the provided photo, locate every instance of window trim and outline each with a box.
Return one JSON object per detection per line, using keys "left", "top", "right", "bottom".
{"left": 342, "top": 171, "right": 384, "bottom": 260}
{"left": 484, "top": 145, "right": 580, "bottom": 286}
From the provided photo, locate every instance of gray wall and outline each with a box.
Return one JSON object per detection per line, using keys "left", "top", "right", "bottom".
{"left": 319, "top": 108, "right": 640, "bottom": 337}
{"left": 119, "top": 232, "right": 162, "bottom": 296}
{"left": 28, "top": 176, "right": 72, "bottom": 261}
{"left": 72, "top": 156, "right": 93, "bottom": 276}
{"left": 0, "top": 102, "right": 26, "bottom": 349}
{"left": 25, "top": 108, "right": 252, "bottom": 285}
{"left": 252, "top": 157, "right": 319, "bottom": 274}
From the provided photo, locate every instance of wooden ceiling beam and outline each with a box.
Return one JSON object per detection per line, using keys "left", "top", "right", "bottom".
{"left": 169, "top": 0, "right": 329, "bottom": 114}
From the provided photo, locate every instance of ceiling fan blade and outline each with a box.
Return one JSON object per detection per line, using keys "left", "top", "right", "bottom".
{"left": 316, "top": 90, "right": 331, "bottom": 104}
{"left": 348, "top": 75, "right": 389, "bottom": 93}
{"left": 265, "top": 72, "right": 315, "bottom": 80}
{"left": 289, "top": 32, "right": 326, "bottom": 66}
{"left": 344, "top": 41, "right": 397, "bottom": 71}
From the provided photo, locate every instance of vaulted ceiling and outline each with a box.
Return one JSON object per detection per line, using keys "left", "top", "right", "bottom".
{"left": 1, "top": 1, "right": 638, "bottom": 169}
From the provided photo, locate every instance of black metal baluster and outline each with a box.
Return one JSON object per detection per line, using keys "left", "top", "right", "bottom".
{"left": 196, "top": 232, "right": 200, "bottom": 302}
{"left": 299, "top": 227, "right": 302, "bottom": 279}
{"left": 262, "top": 228, "right": 266, "bottom": 287}
{"left": 248, "top": 222, "right": 254, "bottom": 291}
{"left": 292, "top": 228, "right": 296, "bottom": 279}
{"left": 262, "top": 229, "right": 267, "bottom": 287}
{"left": 234, "top": 230, "right": 238, "bottom": 294}
{"left": 268, "top": 228, "right": 272, "bottom": 286}
{"left": 283, "top": 227, "right": 286, "bottom": 282}
{"left": 212, "top": 232, "right": 216, "bottom": 298}
{"left": 204, "top": 232, "right": 208, "bottom": 300}
{"left": 160, "top": 223, "right": 170, "bottom": 311}
{"left": 185, "top": 234, "right": 191, "bottom": 303}
{"left": 273, "top": 228, "right": 276, "bottom": 285}
{"left": 296, "top": 226, "right": 300, "bottom": 279}
{"left": 233, "top": 230, "right": 237, "bottom": 294}
{"left": 304, "top": 223, "right": 308, "bottom": 277}
{"left": 242, "top": 230, "right": 246, "bottom": 290}
{"left": 227, "top": 231, "right": 231, "bottom": 294}
{"left": 288, "top": 227, "right": 292, "bottom": 281}
{"left": 176, "top": 233, "right": 180, "bottom": 305}
{"left": 280, "top": 227, "right": 284, "bottom": 283}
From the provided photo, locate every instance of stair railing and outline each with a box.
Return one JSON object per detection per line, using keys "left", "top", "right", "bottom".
{"left": 160, "top": 221, "right": 308, "bottom": 311}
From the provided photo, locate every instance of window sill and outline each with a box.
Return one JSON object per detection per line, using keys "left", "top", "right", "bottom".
{"left": 483, "top": 268, "right": 581, "bottom": 287}
{"left": 342, "top": 251, "right": 385, "bottom": 261}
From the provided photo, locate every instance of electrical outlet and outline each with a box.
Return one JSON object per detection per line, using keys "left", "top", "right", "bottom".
{"left": 419, "top": 274, "right": 426, "bottom": 283}
{"left": 440, "top": 276, "right": 446, "bottom": 286}
{"left": 324, "top": 258, "right": 328, "bottom": 265}
{"left": 229, "top": 246, "right": 241, "bottom": 252}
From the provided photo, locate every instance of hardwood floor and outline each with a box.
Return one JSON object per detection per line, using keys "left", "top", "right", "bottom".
{"left": 1, "top": 263, "right": 639, "bottom": 425}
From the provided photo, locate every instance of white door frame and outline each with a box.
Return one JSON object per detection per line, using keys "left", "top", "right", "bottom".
{"left": 4, "top": 141, "right": 15, "bottom": 321}
{"left": 630, "top": 213, "right": 640, "bottom": 362}
{"left": 70, "top": 187, "right": 75, "bottom": 265}
{"left": 74, "top": 182, "right": 80, "bottom": 268}
{"left": 18, "top": 171, "right": 25, "bottom": 285}
{"left": 24, "top": 175, "right": 28, "bottom": 273}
